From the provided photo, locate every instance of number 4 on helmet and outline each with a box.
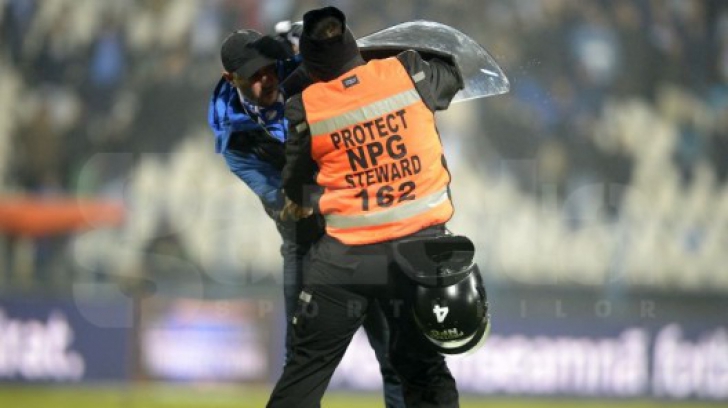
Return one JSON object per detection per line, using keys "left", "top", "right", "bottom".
{"left": 392, "top": 234, "right": 491, "bottom": 355}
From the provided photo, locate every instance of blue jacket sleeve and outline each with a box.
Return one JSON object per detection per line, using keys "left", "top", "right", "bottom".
{"left": 223, "top": 149, "right": 285, "bottom": 210}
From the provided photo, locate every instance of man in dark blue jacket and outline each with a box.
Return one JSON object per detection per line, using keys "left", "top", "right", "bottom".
{"left": 207, "top": 28, "right": 404, "bottom": 408}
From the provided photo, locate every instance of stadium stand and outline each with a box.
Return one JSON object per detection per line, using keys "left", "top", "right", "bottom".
{"left": 1, "top": 0, "right": 727, "bottom": 293}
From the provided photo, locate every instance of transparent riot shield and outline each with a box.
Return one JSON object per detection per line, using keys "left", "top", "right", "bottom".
{"left": 357, "top": 21, "right": 510, "bottom": 103}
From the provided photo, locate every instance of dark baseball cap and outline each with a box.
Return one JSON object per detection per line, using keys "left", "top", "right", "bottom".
{"left": 220, "top": 29, "right": 277, "bottom": 79}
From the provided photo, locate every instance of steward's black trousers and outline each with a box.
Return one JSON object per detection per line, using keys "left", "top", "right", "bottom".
{"left": 266, "top": 226, "right": 459, "bottom": 408}
{"left": 277, "top": 219, "right": 403, "bottom": 408}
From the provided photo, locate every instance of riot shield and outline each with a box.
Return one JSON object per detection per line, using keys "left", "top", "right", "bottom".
{"left": 357, "top": 21, "right": 510, "bottom": 103}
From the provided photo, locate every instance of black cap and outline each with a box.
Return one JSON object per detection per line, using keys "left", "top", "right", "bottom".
{"left": 220, "top": 29, "right": 278, "bottom": 79}
{"left": 299, "top": 6, "right": 364, "bottom": 82}
{"left": 301, "top": 6, "right": 346, "bottom": 38}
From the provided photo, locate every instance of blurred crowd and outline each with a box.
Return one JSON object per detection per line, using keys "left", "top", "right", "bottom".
{"left": 1, "top": 0, "right": 727, "bottom": 293}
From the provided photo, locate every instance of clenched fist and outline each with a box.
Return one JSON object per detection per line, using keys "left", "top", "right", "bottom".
{"left": 280, "top": 197, "right": 313, "bottom": 221}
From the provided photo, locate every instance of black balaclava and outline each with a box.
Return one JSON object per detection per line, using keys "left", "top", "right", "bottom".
{"left": 299, "top": 6, "right": 365, "bottom": 82}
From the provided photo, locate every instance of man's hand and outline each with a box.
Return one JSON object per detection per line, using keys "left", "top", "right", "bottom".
{"left": 280, "top": 196, "right": 313, "bottom": 221}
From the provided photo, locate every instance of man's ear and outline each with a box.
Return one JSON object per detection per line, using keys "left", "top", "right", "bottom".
{"left": 222, "top": 71, "right": 234, "bottom": 83}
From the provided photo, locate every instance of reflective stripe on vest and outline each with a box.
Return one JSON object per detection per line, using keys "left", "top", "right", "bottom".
{"left": 324, "top": 187, "right": 449, "bottom": 229}
{"left": 303, "top": 57, "right": 453, "bottom": 245}
{"left": 309, "top": 89, "right": 420, "bottom": 137}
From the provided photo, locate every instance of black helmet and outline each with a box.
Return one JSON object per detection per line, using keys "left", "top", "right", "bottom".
{"left": 392, "top": 235, "right": 491, "bottom": 355}
{"left": 412, "top": 262, "right": 490, "bottom": 354}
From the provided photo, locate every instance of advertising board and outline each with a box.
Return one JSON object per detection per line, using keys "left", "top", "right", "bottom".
{"left": 330, "top": 288, "right": 728, "bottom": 400}
{"left": 0, "top": 298, "right": 132, "bottom": 382}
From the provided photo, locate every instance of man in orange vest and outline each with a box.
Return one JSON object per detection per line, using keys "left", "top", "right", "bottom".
{"left": 268, "top": 6, "right": 489, "bottom": 408}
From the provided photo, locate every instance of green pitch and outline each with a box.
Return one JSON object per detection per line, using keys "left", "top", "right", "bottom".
{"left": 0, "top": 385, "right": 720, "bottom": 408}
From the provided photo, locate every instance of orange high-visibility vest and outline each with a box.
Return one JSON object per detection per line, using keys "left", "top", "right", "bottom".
{"left": 302, "top": 57, "right": 453, "bottom": 245}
